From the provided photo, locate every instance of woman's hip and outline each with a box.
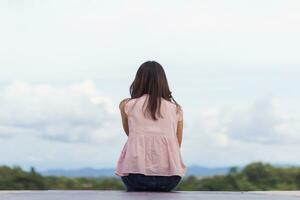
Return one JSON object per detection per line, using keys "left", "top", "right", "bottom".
{"left": 121, "top": 173, "right": 181, "bottom": 192}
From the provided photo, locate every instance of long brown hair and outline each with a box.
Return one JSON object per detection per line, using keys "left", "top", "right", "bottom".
{"left": 129, "top": 61, "right": 181, "bottom": 120}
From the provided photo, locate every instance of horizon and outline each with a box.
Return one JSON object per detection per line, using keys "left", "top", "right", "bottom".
{"left": 3, "top": 159, "right": 300, "bottom": 173}
{"left": 3, "top": 161, "right": 299, "bottom": 178}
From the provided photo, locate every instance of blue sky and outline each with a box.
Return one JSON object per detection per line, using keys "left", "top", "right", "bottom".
{"left": 0, "top": 0, "right": 300, "bottom": 171}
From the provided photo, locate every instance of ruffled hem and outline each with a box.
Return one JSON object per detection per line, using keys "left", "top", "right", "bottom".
{"left": 115, "top": 134, "right": 187, "bottom": 177}
{"left": 115, "top": 169, "right": 186, "bottom": 177}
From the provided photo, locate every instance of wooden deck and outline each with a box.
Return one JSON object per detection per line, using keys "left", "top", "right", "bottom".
{"left": 0, "top": 190, "right": 299, "bottom": 200}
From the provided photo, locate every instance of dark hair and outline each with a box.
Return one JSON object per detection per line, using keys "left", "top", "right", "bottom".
{"left": 129, "top": 60, "right": 181, "bottom": 120}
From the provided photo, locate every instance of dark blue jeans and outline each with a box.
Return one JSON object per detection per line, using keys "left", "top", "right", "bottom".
{"left": 121, "top": 173, "right": 182, "bottom": 192}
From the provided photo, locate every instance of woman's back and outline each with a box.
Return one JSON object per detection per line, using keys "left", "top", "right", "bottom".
{"left": 115, "top": 94, "right": 186, "bottom": 177}
{"left": 126, "top": 94, "right": 181, "bottom": 137}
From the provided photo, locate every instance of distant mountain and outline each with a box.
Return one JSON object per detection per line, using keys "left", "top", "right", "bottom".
{"left": 40, "top": 166, "right": 230, "bottom": 177}
{"left": 186, "top": 166, "right": 229, "bottom": 176}
{"left": 41, "top": 167, "right": 115, "bottom": 177}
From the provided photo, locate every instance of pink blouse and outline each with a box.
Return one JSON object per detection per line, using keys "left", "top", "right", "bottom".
{"left": 115, "top": 94, "right": 187, "bottom": 177}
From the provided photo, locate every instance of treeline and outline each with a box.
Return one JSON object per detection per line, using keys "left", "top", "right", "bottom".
{"left": 178, "top": 162, "right": 300, "bottom": 191}
{"left": 0, "top": 162, "right": 300, "bottom": 191}
{"left": 0, "top": 166, "right": 123, "bottom": 190}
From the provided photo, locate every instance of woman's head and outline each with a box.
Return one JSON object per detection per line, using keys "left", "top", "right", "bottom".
{"left": 129, "top": 61, "right": 180, "bottom": 120}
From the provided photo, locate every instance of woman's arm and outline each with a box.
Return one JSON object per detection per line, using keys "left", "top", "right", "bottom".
{"left": 119, "top": 98, "right": 130, "bottom": 136}
{"left": 176, "top": 106, "right": 183, "bottom": 147}
{"left": 176, "top": 120, "right": 183, "bottom": 147}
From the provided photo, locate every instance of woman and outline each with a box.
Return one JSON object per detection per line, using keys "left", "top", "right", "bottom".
{"left": 115, "top": 61, "right": 186, "bottom": 192}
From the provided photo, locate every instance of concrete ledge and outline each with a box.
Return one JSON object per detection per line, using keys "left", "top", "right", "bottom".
{"left": 0, "top": 190, "right": 299, "bottom": 200}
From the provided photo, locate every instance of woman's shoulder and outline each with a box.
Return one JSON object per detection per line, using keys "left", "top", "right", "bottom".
{"left": 163, "top": 98, "right": 182, "bottom": 109}
{"left": 119, "top": 95, "right": 149, "bottom": 110}
{"left": 119, "top": 98, "right": 131, "bottom": 110}
{"left": 163, "top": 99, "right": 183, "bottom": 121}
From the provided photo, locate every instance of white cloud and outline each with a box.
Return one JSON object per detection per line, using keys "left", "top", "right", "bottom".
{"left": 0, "top": 81, "right": 120, "bottom": 144}
{"left": 226, "top": 98, "right": 278, "bottom": 144}
{"left": 181, "top": 97, "right": 300, "bottom": 166}
{"left": 0, "top": 81, "right": 300, "bottom": 168}
{"left": 225, "top": 98, "right": 300, "bottom": 144}
{"left": 1, "top": 1, "right": 300, "bottom": 84}
{"left": 188, "top": 97, "right": 300, "bottom": 146}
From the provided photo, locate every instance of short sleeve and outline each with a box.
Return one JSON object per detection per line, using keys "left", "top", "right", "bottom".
{"left": 177, "top": 106, "right": 183, "bottom": 121}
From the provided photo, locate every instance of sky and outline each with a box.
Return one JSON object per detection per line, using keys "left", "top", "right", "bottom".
{"left": 0, "top": 0, "right": 300, "bottom": 171}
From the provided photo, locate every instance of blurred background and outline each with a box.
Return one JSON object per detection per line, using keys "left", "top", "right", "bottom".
{"left": 0, "top": 0, "right": 299, "bottom": 190}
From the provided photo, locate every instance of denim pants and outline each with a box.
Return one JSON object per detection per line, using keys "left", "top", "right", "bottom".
{"left": 121, "top": 173, "right": 182, "bottom": 192}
